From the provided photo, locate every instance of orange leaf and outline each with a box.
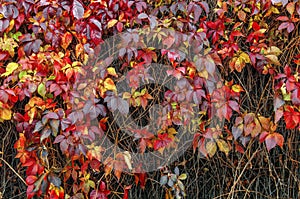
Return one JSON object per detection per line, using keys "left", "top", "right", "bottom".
{"left": 286, "top": 2, "right": 295, "bottom": 15}
{"left": 265, "top": 132, "right": 284, "bottom": 151}
{"left": 104, "top": 78, "right": 116, "bottom": 91}
{"left": 61, "top": 32, "right": 73, "bottom": 50}
{"left": 0, "top": 108, "right": 12, "bottom": 120}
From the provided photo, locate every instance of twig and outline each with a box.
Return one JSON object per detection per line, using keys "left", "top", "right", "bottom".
{"left": 226, "top": 149, "right": 260, "bottom": 199}
{"left": 0, "top": 157, "right": 26, "bottom": 185}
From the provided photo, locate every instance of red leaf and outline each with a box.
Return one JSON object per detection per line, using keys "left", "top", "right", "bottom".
{"left": 252, "top": 22, "right": 260, "bottom": 31}
{"left": 26, "top": 175, "right": 38, "bottom": 185}
{"left": 116, "top": 22, "right": 123, "bottom": 32}
{"left": 259, "top": 131, "right": 269, "bottom": 143}
{"left": 153, "top": 133, "right": 173, "bottom": 150}
{"left": 122, "top": 185, "right": 132, "bottom": 199}
{"left": 138, "top": 172, "right": 147, "bottom": 189}
{"left": 90, "top": 159, "right": 101, "bottom": 171}
{"left": 283, "top": 106, "right": 300, "bottom": 129}
{"left": 276, "top": 16, "right": 289, "bottom": 21}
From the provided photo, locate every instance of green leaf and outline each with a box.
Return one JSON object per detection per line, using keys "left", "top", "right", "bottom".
{"left": 38, "top": 83, "right": 46, "bottom": 98}
{"left": 12, "top": 32, "right": 22, "bottom": 41}
{"left": 178, "top": 173, "right": 187, "bottom": 180}
{"left": 47, "top": 75, "right": 56, "bottom": 80}
{"left": 18, "top": 71, "right": 27, "bottom": 79}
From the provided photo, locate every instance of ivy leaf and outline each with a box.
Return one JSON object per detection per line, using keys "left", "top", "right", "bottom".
{"left": 72, "top": 0, "right": 84, "bottom": 20}
{"left": 33, "top": 173, "right": 47, "bottom": 192}
{"left": 0, "top": 19, "right": 10, "bottom": 32}
{"left": 265, "top": 133, "right": 284, "bottom": 151}
{"left": 216, "top": 139, "right": 230, "bottom": 155}
{"left": 138, "top": 13, "right": 148, "bottom": 19}
{"left": 232, "top": 125, "right": 243, "bottom": 140}
{"left": 286, "top": 2, "right": 295, "bottom": 15}
{"left": 61, "top": 32, "right": 73, "bottom": 50}
{"left": 107, "top": 19, "right": 118, "bottom": 28}
{"left": 0, "top": 108, "right": 12, "bottom": 120}
{"left": 206, "top": 141, "right": 217, "bottom": 157}
{"left": 265, "top": 55, "right": 281, "bottom": 65}
{"left": 83, "top": 99, "right": 107, "bottom": 119}
{"left": 123, "top": 151, "right": 132, "bottom": 170}
{"left": 40, "top": 127, "right": 52, "bottom": 142}
{"left": 38, "top": 83, "right": 46, "bottom": 98}
{"left": 283, "top": 106, "right": 300, "bottom": 129}
{"left": 178, "top": 173, "right": 187, "bottom": 180}
{"left": 105, "top": 93, "right": 129, "bottom": 115}
{"left": 104, "top": 78, "right": 117, "bottom": 91}
{"left": 1, "top": 62, "right": 19, "bottom": 77}
{"left": 160, "top": 175, "right": 168, "bottom": 185}
{"left": 271, "top": 0, "right": 288, "bottom": 7}
{"left": 26, "top": 175, "right": 37, "bottom": 185}
{"left": 48, "top": 174, "right": 62, "bottom": 187}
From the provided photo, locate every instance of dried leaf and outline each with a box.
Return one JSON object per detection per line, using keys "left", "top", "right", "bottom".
{"left": 206, "top": 141, "right": 217, "bottom": 157}
{"left": 216, "top": 139, "right": 230, "bottom": 155}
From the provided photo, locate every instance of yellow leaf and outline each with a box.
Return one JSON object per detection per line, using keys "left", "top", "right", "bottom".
{"left": 259, "top": 29, "right": 267, "bottom": 33}
{"left": 216, "top": 139, "right": 230, "bottom": 155}
{"left": 168, "top": 127, "right": 177, "bottom": 135}
{"left": 122, "top": 92, "right": 131, "bottom": 99}
{"left": 239, "top": 52, "right": 250, "bottom": 63}
{"left": 178, "top": 173, "right": 187, "bottom": 180}
{"left": 198, "top": 70, "right": 208, "bottom": 79}
{"left": 107, "top": 67, "right": 118, "bottom": 77}
{"left": 243, "top": 7, "right": 251, "bottom": 13}
{"left": 104, "top": 78, "right": 116, "bottom": 91}
{"left": 1, "top": 62, "right": 19, "bottom": 77}
{"left": 265, "top": 6, "right": 279, "bottom": 17}
{"left": 0, "top": 108, "right": 12, "bottom": 120}
{"left": 7, "top": 19, "right": 15, "bottom": 32}
{"left": 206, "top": 141, "right": 217, "bottom": 157}
{"left": 232, "top": 84, "right": 244, "bottom": 92}
{"left": 72, "top": 61, "right": 83, "bottom": 67}
{"left": 107, "top": 19, "right": 118, "bottom": 28}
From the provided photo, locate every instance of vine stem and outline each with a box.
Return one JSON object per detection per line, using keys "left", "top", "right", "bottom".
{"left": 226, "top": 149, "right": 260, "bottom": 199}
{"left": 0, "top": 156, "right": 26, "bottom": 185}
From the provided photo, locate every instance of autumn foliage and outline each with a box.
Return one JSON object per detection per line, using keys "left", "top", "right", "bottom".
{"left": 0, "top": 0, "right": 299, "bottom": 198}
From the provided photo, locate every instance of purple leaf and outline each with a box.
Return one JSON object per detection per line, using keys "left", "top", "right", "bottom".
{"left": 287, "top": 23, "right": 295, "bottom": 33}
{"left": 40, "top": 127, "right": 52, "bottom": 142}
{"left": 278, "top": 22, "right": 289, "bottom": 30}
{"left": 72, "top": 0, "right": 84, "bottom": 20}
{"left": 54, "top": 135, "right": 65, "bottom": 144}
{"left": 138, "top": 13, "right": 148, "bottom": 19}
